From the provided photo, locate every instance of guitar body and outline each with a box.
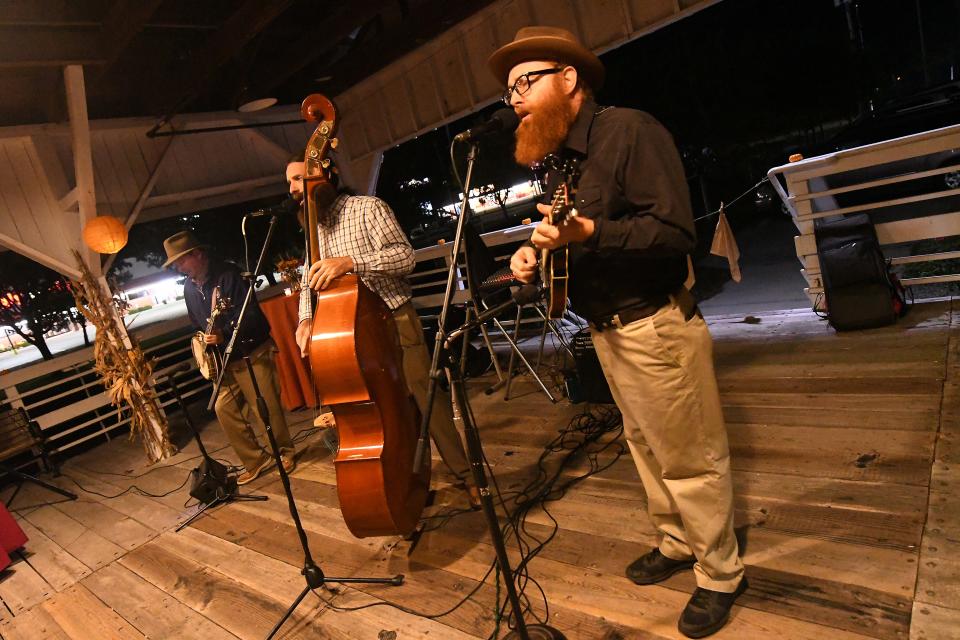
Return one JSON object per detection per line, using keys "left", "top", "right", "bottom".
{"left": 540, "top": 158, "right": 580, "bottom": 319}
{"left": 308, "top": 277, "right": 430, "bottom": 538}
{"left": 542, "top": 246, "right": 569, "bottom": 319}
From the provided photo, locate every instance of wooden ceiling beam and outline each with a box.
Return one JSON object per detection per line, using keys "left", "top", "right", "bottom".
{"left": 247, "top": 0, "right": 393, "bottom": 98}
{"left": 97, "top": 0, "right": 165, "bottom": 75}
{"left": 153, "top": 0, "right": 296, "bottom": 126}
{"left": 0, "top": 28, "right": 105, "bottom": 69}
{"left": 322, "top": 0, "right": 495, "bottom": 97}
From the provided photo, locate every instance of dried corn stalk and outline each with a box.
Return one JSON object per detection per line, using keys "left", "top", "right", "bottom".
{"left": 71, "top": 251, "right": 175, "bottom": 462}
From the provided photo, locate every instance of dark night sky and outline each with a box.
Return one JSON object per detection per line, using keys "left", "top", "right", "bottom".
{"left": 376, "top": 0, "right": 960, "bottom": 236}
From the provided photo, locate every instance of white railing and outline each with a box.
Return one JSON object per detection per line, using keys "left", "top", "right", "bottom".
{"left": 768, "top": 123, "right": 960, "bottom": 309}
{"left": 0, "top": 222, "right": 535, "bottom": 459}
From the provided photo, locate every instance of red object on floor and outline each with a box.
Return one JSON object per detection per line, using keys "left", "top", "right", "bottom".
{"left": 0, "top": 503, "right": 27, "bottom": 570}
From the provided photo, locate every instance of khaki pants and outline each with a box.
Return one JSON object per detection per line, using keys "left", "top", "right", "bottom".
{"left": 591, "top": 297, "right": 743, "bottom": 592}
{"left": 214, "top": 340, "right": 295, "bottom": 472}
{"left": 393, "top": 302, "right": 471, "bottom": 481}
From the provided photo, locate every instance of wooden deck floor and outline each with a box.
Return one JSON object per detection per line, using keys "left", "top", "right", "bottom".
{"left": 1, "top": 300, "right": 958, "bottom": 640}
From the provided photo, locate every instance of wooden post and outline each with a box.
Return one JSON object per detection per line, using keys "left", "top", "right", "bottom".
{"left": 63, "top": 65, "right": 100, "bottom": 275}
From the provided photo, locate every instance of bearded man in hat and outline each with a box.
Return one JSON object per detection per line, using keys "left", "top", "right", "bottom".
{"left": 285, "top": 157, "right": 481, "bottom": 509}
{"left": 163, "top": 230, "right": 296, "bottom": 485}
{"left": 494, "top": 27, "right": 746, "bottom": 638}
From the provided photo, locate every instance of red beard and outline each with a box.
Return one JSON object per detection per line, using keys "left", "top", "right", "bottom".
{"left": 513, "top": 79, "right": 577, "bottom": 166}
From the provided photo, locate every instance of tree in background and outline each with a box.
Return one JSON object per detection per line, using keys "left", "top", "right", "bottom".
{"left": 0, "top": 252, "right": 78, "bottom": 360}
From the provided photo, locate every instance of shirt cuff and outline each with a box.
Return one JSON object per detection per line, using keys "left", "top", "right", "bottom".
{"left": 351, "top": 253, "right": 371, "bottom": 275}
{"left": 581, "top": 217, "right": 604, "bottom": 251}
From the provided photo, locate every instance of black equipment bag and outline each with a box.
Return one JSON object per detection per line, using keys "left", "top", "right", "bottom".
{"left": 814, "top": 213, "right": 905, "bottom": 331}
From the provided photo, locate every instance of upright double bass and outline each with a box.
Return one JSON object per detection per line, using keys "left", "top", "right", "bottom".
{"left": 299, "top": 95, "right": 430, "bottom": 538}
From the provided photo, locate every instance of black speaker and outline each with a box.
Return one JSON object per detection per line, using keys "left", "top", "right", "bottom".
{"left": 188, "top": 458, "right": 236, "bottom": 504}
{"left": 568, "top": 329, "right": 614, "bottom": 404}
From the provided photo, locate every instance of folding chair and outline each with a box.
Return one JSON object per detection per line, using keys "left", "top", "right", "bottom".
{"left": 0, "top": 406, "right": 77, "bottom": 507}
{"left": 461, "top": 221, "right": 564, "bottom": 401}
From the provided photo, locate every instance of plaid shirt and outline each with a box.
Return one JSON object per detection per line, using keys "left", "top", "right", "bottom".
{"left": 298, "top": 194, "right": 414, "bottom": 322}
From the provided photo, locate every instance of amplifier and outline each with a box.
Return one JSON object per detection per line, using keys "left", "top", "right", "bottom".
{"left": 567, "top": 329, "right": 614, "bottom": 404}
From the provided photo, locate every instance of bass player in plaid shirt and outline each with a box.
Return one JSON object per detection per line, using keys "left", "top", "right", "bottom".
{"left": 287, "top": 156, "right": 480, "bottom": 509}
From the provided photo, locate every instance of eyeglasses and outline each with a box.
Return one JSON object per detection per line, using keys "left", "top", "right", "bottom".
{"left": 501, "top": 67, "right": 564, "bottom": 106}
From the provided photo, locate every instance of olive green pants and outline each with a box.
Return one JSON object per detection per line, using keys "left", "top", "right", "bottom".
{"left": 393, "top": 302, "right": 470, "bottom": 481}
{"left": 214, "top": 340, "right": 295, "bottom": 472}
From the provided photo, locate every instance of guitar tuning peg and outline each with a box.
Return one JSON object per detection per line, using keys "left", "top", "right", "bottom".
{"left": 321, "top": 159, "right": 331, "bottom": 168}
{"left": 330, "top": 138, "right": 339, "bottom": 149}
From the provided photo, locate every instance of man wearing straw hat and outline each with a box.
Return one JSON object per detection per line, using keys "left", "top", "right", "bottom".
{"left": 163, "top": 230, "right": 296, "bottom": 485}
{"left": 494, "top": 27, "right": 745, "bottom": 637}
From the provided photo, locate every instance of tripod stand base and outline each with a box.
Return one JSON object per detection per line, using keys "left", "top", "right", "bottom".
{"left": 504, "top": 625, "right": 566, "bottom": 640}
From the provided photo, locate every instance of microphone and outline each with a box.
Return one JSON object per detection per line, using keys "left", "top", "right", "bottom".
{"left": 453, "top": 108, "right": 520, "bottom": 143}
{"left": 247, "top": 198, "right": 300, "bottom": 217}
{"left": 445, "top": 284, "right": 543, "bottom": 346}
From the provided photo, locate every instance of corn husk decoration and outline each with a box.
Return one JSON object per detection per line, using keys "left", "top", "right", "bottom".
{"left": 70, "top": 251, "right": 175, "bottom": 463}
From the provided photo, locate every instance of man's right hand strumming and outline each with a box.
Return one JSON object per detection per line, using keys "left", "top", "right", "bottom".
{"left": 296, "top": 319, "right": 311, "bottom": 357}
{"left": 510, "top": 245, "right": 538, "bottom": 284}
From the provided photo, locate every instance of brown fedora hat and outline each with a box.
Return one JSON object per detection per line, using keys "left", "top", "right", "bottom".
{"left": 488, "top": 26, "right": 604, "bottom": 90}
{"left": 162, "top": 230, "right": 207, "bottom": 268}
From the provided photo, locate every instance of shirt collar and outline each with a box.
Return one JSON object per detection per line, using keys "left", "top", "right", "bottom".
{"left": 563, "top": 97, "right": 598, "bottom": 156}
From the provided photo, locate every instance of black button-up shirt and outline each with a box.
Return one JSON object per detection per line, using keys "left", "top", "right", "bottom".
{"left": 542, "top": 99, "right": 696, "bottom": 323}
{"left": 184, "top": 260, "right": 273, "bottom": 357}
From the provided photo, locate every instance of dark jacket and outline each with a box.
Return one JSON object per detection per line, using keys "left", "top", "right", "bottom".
{"left": 183, "top": 260, "right": 272, "bottom": 357}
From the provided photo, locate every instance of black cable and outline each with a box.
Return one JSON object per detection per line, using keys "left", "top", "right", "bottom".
{"left": 58, "top": 470, "right": 192, "bottom": 499}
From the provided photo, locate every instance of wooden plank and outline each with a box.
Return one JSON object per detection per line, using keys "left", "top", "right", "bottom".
{"left": 14, "top": 518, "right": 91, "bottom": 591}
{"left": 82, "top": 563, "right": 237, "bottom": 640}
{"left": 23, "top": 505, "right": 126, "bottom": 571}
{"left": 92, "top": 133, "right": 129, "bottom": 212}
{"left": 0, "top": 550, "right": 54, "bottom": 613}
{"left": 727, "top": 424, "right": 935, "bottom": 485}
{"left": 910, "top": 601, "right": 960, "bottom": 640}
{"left": 119, "top": 541, "right": 329, "bottom": 640}
{"left": 63, "top": 65, "right": 98, "bottom": 272}
{"left": 717, "top": 376, "right": 942, "bottom": 396}
{"left": 915, "top": 491, "right": 960, "bottom": 610}
{"left": 0, "top": 140, "right": 45, "bottom": 249}
{"left": 54, "top": 466, "right": 185, "bottom": 533}
{"left": 47, "top": 496, "right": 156, "bottom": 551}
{"left": 189, "top": 500, "right": 375, "bottom": 578}
{"left": 41, "top": 583, "right": 145, "bottom": 640}
{"left": 721, "top": 403, "right": 937, "bottom": 431}
{"left": 0, "top": 605, "right": 71, "bottom": 640}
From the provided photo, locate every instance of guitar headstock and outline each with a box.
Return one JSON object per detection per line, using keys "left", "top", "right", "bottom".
{"left": 544, "top": 156, "right": 581, "bottom": 225}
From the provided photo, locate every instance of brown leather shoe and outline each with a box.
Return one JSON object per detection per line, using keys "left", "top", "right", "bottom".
{"left": 281, "top": 455, "right": 296, "bottom": 475}
{"left": 237, "top": 457, "right": 274, "bottom": 485}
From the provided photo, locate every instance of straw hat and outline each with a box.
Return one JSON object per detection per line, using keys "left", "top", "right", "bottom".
{"left": 161, "top": 230, "right": 207, "bottom": 268}
{"left": 488, "top": 26, "right": 604, "bottom": 90}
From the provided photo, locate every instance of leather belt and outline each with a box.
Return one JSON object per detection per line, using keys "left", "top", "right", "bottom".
{"left": 590, "top": 296, "right": 669, "bottom": 331}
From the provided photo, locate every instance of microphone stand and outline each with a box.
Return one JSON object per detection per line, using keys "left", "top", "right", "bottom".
{"left": 414, "top": 139, "right": 565, "bottom": 640}
{"left": 207, "top": 211, "right": 403, "bottom": 640}
{"left": 160, "top": 365, "right": 267, "bottom": 533}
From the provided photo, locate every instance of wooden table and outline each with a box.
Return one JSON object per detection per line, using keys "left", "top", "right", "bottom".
{"left": 260, "top": 292, "right": 319, "bottom": 411}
